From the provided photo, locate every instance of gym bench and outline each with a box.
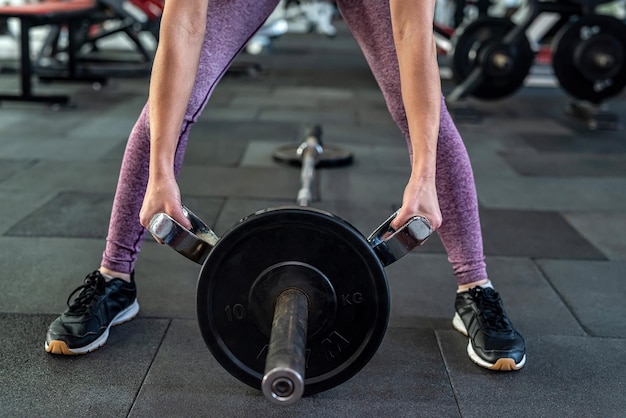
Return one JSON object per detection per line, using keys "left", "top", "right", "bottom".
{"left": 0, "top": 0, "right": 105, "bottom": 105}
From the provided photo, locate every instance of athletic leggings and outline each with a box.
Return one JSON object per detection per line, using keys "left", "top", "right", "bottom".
{"left": 102, "top": 0, "right": 487, "bottom": 286}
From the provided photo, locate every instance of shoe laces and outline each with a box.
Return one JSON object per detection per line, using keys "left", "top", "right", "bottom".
{"left": 469, "top": 287, "right": 512, "bottom": 332}
{"left": 66, "top": 271, "right": 107, "bottom": 315}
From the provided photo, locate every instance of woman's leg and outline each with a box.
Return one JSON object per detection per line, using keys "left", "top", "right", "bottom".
{"left": 336, "top": 0, "right": 487, "bottom": 286}
{"left": 101, "top": 0, "right": 281, "bottom": 275}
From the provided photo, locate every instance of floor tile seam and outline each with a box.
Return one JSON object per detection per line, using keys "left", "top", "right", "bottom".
{"left": 465, "top": 254, "right": 604, "bottom": 265}
{"left": 397, "top": 326, "right": 616, "bottom": 339}
{"left": 87, "top": 98, "right": 148, "bottom": 119}
{"left": 477, "top": 204, "right": 626, "bottom": 221}
{"left": 0, "top": 191, "right": 60, "bottom": 236}
{"left": 0, "top": 159, "right": 125, "bottom": 172}
{"left": 194, "top": 193, "right": 399, "bottom": 205}
{"left": 532, "top": 259, "right": 594, "bottom": 338}
{"left": 515, "top": 332, "right": 626, "bottom": 341}
{"left": 478, "top": 172, "right": 626, "bottom": 191}
{"left": 527, "top": 250, "right": 608, "bottom": 261}
{"left": 0, "top": 313, "right": 621, "bottom": 341}
{"left": 506, "top": 173, "right": 626, "bottom": 180}
{"left": 475, "top": 175, "right": 626, "bottom": 185}
{"left": 0, "top": 312, "right": 52, "bottom": 318}
{"left": 213, "top": 197, "right": 229, "bottom": 232}
{"left": 562, "top": 209, "right": 626, "bottom": 217}
{"left": 256, "top": 106, "right": 360, "bottom": 121}
{"left": 0, "top": 184, "right": 107, "bottom": 196}
{"left": 542, "top": 214, "right": 615, "bottom": 260}
{"left": 0, "top": 312, "right": 194, "bottom": 321}
{"left": 0, "top": 235, "right": 104, "bottom": 244}
{"left": 135, "top": 315, "right": 199, "bottom": 322}
{"left": 0, "top": 159, "right": 40, "bottom": 185}
{"left": 127, "top": 317, "right": 173, "bottom": 418}
{"left": 180, "top": 193, "right": 296, "bottom": 204}
{"left": 479, "top": 202, "right": 626, "bottom": 213}
{"left": 2, "top": 231, "right": 108, "bottom": 240}
{"left": 433, "top": 331, "right": 464, "bottom": 418}
{"left": 530, "top": 254, "right": 614, "bottom": 264}
{"left": 499, "top": 148, "right": 626, "bottom": 158}
{"left": 227, "top": 95, "right": 381, "bottom": 106}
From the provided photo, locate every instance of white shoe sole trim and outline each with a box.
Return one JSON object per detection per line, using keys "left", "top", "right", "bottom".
{"left": 452, "top": 312, "right": 468, "bottom": 336}
{"left": 48, "top": 300, "right": 140, "bottom": 354}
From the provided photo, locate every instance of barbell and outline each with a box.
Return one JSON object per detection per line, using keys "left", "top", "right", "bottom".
{"left": 148, "top": 206, "right": 431, "bottom": 404}
{"left": 147, "top": 123, "right": 432, "bottom": 404}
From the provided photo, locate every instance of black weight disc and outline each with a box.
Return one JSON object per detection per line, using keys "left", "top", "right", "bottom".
{"left": 196, "top": 207, "right": 390, "bottom": 395}
{"left": 552, "top": 15, "right": 626, "bottom": 103}
{"left": 450, "top": 17, "right": 534, "bottom": 100}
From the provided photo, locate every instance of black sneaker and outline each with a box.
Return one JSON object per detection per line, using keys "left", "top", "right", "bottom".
{"left": 453, "top": 286, "right": 526, "bottom": 371}
{"left": 45, "top": 270, "right": 139, "bottom": 355}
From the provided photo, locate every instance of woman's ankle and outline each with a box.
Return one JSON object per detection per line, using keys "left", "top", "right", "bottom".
{"left": 457, "top": 279, "right": 492, "bottom": 293}
{"left": 99, "top": 266, "right": 131, "bottom": 282}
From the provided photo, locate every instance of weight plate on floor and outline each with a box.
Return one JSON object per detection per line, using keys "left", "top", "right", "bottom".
{"left": 450, "top": 17, "right": 534, "bottom": 100}
{"left": 196, "top": 207, "right": 390, "bottom": 395}
{"left": 552, "top": 15, "right": 626, "bottom": 103}
{"left": 273, "top": 143, "right": 353, "bottom": 167}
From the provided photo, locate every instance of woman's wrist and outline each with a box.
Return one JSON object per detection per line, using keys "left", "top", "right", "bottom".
{"left": 410, "top": 162, "right": 437, "bottom": 179}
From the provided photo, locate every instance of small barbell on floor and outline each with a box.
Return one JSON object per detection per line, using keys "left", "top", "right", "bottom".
{"left": 273, "top": 125, "right": 353, "bottom": 206}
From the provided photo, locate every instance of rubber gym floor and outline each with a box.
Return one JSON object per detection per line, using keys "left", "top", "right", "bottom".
{"left": 1, "top": 21, "right": 625, "bottom": 418}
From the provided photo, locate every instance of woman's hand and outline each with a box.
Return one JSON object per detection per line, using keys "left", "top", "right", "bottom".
{"left": 390, "top": 173, "right": 442, "bottom": 232}
{"left": 139, "top": 173, "right": 192, "bottom": 238}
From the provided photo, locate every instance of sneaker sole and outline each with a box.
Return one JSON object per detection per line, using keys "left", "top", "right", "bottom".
{"left": 45, "top": 299, "right": 140, "bottom": 355}
{"left": 452, "top": 313, "right": 526, "bottom": 371}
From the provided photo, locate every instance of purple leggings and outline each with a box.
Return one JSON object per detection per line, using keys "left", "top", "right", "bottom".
{"left": 102, "top": 0, "right": 487, "bottom": 286}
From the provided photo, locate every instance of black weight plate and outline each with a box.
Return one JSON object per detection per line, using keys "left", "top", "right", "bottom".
{"left": 196, "top": 206, "right": 390, "bottom": 395}
{"left": 552, "top": 15, "right": 626, "bottom": 103}
{"left": 450, "top": 17, "right": 534, "bottom": 100}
